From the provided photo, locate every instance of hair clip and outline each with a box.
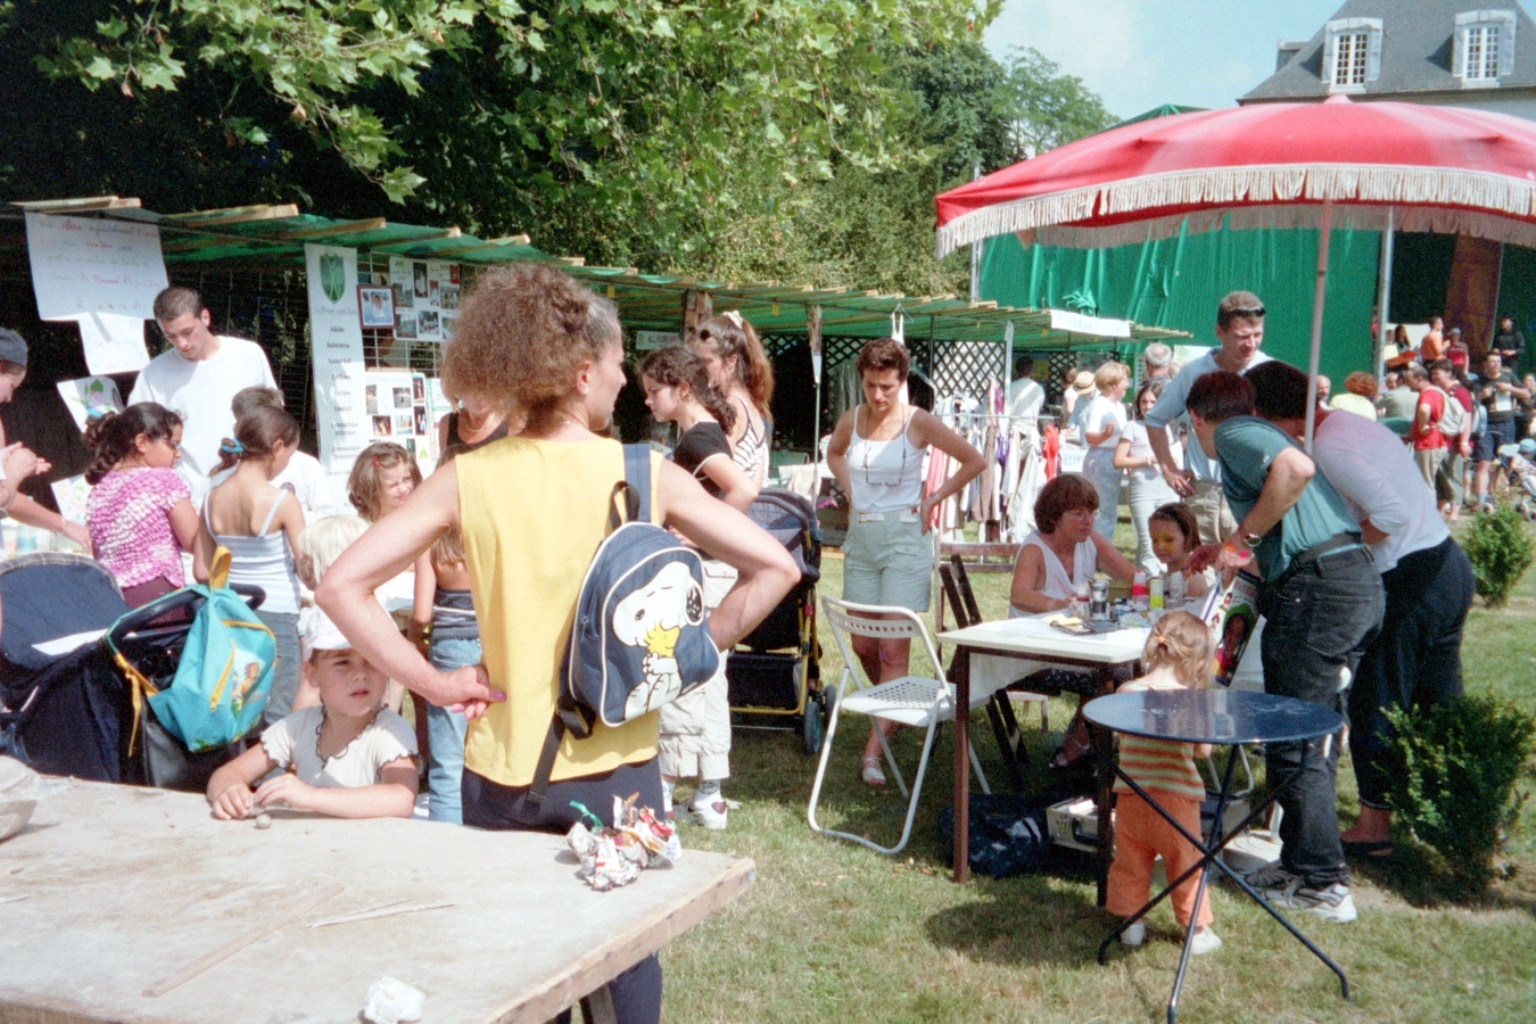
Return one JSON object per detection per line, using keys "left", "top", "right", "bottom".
{"left": 372, "top": 455, "right": 381, "bottom": 470}
{"left": 218, "top": 438, "right": 244, "bottom": 457}
{"left": 722, "top": 310, "right": 744, "bottom": 329}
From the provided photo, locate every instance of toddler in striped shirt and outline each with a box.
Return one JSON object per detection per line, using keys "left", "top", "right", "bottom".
{"left": 1107, "top": 611, "right": 1221, "bottom": 955}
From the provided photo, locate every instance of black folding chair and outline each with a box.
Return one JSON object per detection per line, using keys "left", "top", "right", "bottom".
{"left": 938, "top": 555, "right": 1048, "bottom": 790}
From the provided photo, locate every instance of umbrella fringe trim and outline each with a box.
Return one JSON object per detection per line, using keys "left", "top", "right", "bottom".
{"left": 1019, "top": 206, "right": 1536, "bottom": 252}
{"left": 936, "top": 166, "right": 1536, "bottom": 257}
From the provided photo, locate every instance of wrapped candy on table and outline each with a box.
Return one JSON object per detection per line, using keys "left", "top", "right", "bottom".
{"left": 565, "top": 794, "right": 682, "bottom": 891}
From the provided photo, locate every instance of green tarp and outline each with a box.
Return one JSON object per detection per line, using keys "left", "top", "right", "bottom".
{"left": 978, "top": 222, "right": 1383, "bottom": 384}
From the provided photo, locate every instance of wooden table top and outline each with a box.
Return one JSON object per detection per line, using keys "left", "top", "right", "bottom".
{"left": 0, "top": 780, "right": 753, "bottom": 1024}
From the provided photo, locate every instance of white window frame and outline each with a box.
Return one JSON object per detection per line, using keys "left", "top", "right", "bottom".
{"left": 1323, "top": 17, "right": 1383, "bottom": 93}
{"left": 1455, "top": 10, "right": 1518, "bottom": 87}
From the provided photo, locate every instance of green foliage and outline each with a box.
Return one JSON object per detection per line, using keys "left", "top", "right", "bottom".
{"left": 684, "top": 42, "right": 1115, "bottom": 294}
{"left": 1463, "top": 503, "right": 1535, "bottom": 607}
{"left": 1000, "top": 46, "right": 1116, "bottom": 158}
{"left": 3, "top": 1, "right": 1115, "bottom": 288}
{"left": 1385, "top": 694, "right": 1536, "bottom": 894}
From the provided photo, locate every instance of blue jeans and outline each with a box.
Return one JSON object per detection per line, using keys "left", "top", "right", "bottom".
{"left": 257, "top": 610, "right": 301, "bottom": 728}
{"left": 1259, "top": 544, "right": 1384, "bottom": 888}
{"left": 426, "top": 636, "right": 479, "bottom": 825}
{"left": 1349, "top": 539, "right": 1474, "bottom": 809}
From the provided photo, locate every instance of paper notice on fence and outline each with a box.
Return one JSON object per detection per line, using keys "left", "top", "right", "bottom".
{"left": 55, "top": 376, "right": 125, "bottom": 434}
{"left": 69, "top": 312, "right": 150, "bottom": 375}
{"left": 50, "top": 475, "right": 92, "bottom": 526}
{"left": 25, "top": 212, "right": 168, "bottom": 321}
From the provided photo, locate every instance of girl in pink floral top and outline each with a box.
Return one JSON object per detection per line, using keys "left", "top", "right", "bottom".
{"left": 84, "top": 403, "right": 199, "bottom": 607}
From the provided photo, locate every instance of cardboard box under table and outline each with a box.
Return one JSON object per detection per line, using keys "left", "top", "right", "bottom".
{"left": 0, "top": 780, "right": 753, "bottom": 1024}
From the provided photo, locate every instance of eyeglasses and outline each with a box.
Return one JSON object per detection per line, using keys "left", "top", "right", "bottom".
{"left": 1228, "top": 304, "right": 1265, "bottom": 319}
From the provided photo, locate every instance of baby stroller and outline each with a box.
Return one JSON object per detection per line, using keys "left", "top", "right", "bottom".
{"left": 726, "top": 490, "right": 833, "bottom": 753}
{"left": 1496, "top": 440, "right": 1536, "bottom": 520}
{"left": 1, "top": 553, "right": 133, "bottom": 781}
{"left": 0, "top": 552, "right": 263, "bottom": 791}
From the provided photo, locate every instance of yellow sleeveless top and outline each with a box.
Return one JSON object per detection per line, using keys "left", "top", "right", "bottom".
{"left": 457, "top": 436, "right": 662, "bottom": 787}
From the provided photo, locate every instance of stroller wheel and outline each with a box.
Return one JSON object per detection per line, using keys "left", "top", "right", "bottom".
{"left": 802, "top": 687, "right": 835, "bottom": 756}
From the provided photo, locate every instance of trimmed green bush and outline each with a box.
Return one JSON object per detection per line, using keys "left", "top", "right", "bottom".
{"left": 1463, "top": 504, "right": 1535, "bottom": 608}
{"left": 1385, "top": 693, "right": 1536, "bottom": 894}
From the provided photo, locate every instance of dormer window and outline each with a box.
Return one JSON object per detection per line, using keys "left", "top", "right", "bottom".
{"left": 1324, "top": 17, "right": 1383, "bottom": 91}
{"left": 1455, "top": 10, "right": 1517, "bottom": 85}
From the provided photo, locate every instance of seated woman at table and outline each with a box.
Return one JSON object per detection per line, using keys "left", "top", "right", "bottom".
{"left": 1107, "top": 611, "right": 1220, "bottom": 955}
{"left": 1008, "top": 473, "right": 1136, "bottom": 769}
{"left": 1009, "top": 472, "right": 1135, "bottom": 615}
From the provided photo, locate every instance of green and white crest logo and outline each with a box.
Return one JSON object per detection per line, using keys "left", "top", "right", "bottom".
{"left": 319, "top": 253, "right": 346, "bottom": 303}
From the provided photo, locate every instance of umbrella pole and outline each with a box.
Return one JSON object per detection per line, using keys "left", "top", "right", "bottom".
{"left": 1304, "top": 202, "right": 1333, "bottom": 454}
{"left": 1375, "top": 208, "right": 1395, "bottom": 379}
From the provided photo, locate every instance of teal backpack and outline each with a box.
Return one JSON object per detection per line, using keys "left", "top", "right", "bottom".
{"left": 110, "top": 548, "right": 275, "bottom": 754}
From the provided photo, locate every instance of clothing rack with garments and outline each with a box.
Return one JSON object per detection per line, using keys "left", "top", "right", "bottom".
{"left": 927, "top": 407, "right": 1050, "bottom": 544}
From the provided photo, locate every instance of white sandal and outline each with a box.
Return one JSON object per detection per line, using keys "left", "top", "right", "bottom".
{"left": 861, "top": 756, "right": 887, "bottom": 787}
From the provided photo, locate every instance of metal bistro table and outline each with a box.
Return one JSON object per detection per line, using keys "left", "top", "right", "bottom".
{"left": 1083, "top": 688, "right": 1349, "bottom": 1024}
{"left": 938, "top": 615, "right": 1148, "bottom": 894}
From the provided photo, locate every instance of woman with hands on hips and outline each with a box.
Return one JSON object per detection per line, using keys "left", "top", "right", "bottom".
{"left": 826, "top": 338, "right": 987, "bottom": 786}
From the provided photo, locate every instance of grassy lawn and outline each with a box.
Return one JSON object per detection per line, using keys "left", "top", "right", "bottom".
{"left": 657, "top": 519, "right": 1536, "bottom": 1023}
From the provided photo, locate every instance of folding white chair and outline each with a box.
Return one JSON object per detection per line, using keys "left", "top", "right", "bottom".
{"left": 808, "top": 596, "right": 991, "bottom": 855}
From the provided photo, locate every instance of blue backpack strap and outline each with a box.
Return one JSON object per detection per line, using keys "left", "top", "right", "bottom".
{"left": 623, "top": 443, "right": 650, "bottom": 523}
{"left": 531, "top": 445, "right": 649, "bottom": 807}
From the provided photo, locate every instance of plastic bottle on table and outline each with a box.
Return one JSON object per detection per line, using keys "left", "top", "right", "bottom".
{"left": 1166, "top": 569, "right": 1185, "bottom": 607}
{"left": 1131, "top": 571, "right": 1149, "bottom": 613}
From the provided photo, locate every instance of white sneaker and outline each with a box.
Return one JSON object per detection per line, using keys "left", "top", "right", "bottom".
{"left": 1120, "top": 921, "right": 1145, "bottom": 947}
{"left": 690, "top": 793, "right": 728, "bottom": 830}
{"left": 1266, "top": 882, "right": 1357, "bottom": 923}
{"left": 1190, "top": 928, "right": 1222, "bottom": 956}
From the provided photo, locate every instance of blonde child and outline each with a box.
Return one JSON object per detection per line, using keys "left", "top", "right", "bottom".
{"left": 1108, "top": 611, "right": 1220, "bottom": 955}
{"left": 292, "top": 514, "right": 370, "bottom": 712}
{"left": 639, "top": 346, "right": 759, "bottom": 828}
{"left": 197, "top": 405, "right": 305, "bottom": 725}
{"left": 83, "top": 403, "right": 198, "bottom": 607}
{"left": 408, "top": 446, "right": 481, "bottom": 824}
{"left": 347, "top": 441, "right": 421, "bottom": 523}
{"left": 206, "top": 611, "right": 418, "bottom": 820}
{"left": 1147, "top": 502, "right": 1214, "bottom": 605}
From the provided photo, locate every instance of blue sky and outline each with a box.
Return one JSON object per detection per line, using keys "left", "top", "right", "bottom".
{"left": 983, "top": 1, "right": 1349, "bottom": 119}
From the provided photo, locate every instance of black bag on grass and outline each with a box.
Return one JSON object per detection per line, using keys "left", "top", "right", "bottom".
{"left": 939, "top": 794, "right": 1062, "bottom": 878}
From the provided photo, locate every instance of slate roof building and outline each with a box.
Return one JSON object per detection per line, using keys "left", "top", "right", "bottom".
{"left": 1241, "top": 0, "right": 1536, "bottom": 119}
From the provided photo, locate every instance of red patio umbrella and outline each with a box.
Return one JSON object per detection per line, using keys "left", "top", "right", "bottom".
{"left": 936, "top": 94, "right": 1536, "bottom": 448}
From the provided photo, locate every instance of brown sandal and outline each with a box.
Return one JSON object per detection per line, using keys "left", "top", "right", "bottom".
{"left": 1049, "top": 712, "right": 1094, "bottom": 770}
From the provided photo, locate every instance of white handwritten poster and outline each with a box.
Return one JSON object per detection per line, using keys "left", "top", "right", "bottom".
{"left": 68, "top": 311, "right": 150, "bottom": 375}
{"left": 25, "top": 212, "right": 169, "bottom": 320}
{"left": 304, "top": 244, "right": 367, "bottom": 501}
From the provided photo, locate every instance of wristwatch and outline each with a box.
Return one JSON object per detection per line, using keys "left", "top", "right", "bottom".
{"left": 1241, "top": 531, "right": 1263, "bottom": 549}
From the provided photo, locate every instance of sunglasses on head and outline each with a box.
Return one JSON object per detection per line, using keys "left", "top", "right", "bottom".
{"left": 1229, "top": 304, "right": 1265, "bottom": 318}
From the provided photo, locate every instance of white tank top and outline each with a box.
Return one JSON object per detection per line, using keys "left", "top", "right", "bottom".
{"left": 1008, "top": 530, "right": 1096, "bottom": 617}
{"left": 846, "top": 405, "right": 925, "bottom": 515}
{"left": 204, "top": 490, "right": 301, "bottom": 615}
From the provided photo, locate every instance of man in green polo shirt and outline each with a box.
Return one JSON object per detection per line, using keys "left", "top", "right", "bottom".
{"left": 1185, "top": 369, "right": 1384, "bottom": 924}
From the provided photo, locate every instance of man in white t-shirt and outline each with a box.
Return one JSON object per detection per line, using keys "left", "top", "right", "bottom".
{"left": 1249, "top": 360, "right": 1473, "bottom": 862}
{"left": 129, "top": 287, "right": 277, "bottom": 502}
{"left": 1144, "top": 291, "right": 1273, "bottom": 546}
{"left": 1005, "top": 355, "right": 1045, "bottom": 421}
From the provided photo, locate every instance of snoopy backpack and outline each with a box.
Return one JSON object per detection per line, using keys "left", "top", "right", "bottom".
{"left": 528, "top": 445, "right": 721, "bottom": 805}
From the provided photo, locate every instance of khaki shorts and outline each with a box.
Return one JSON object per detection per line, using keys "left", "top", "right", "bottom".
{"left": 841, "top": 511, "right": 931, "bottom": 612}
